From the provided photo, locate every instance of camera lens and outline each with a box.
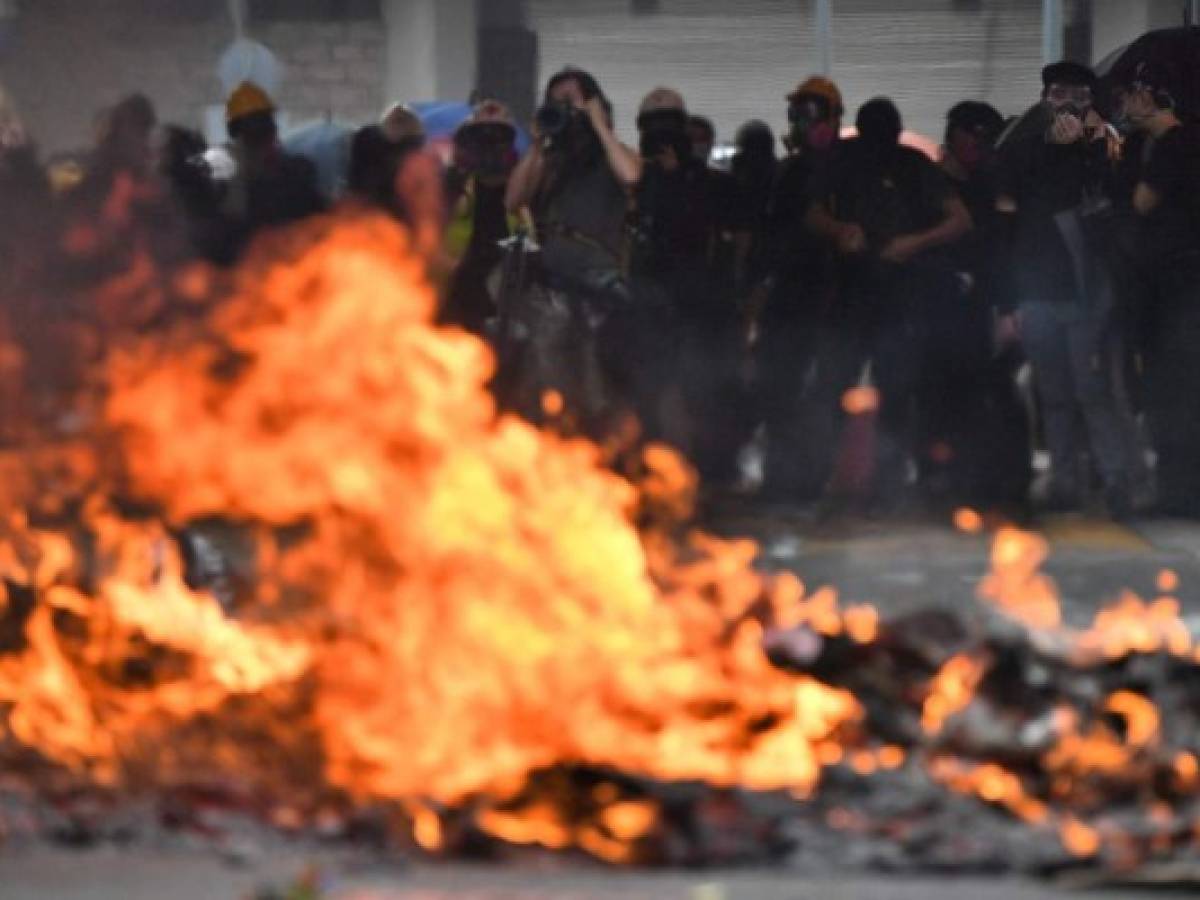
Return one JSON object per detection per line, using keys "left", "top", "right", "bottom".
{"left": 535, "top": 102, "right": 571, "bottom": 137}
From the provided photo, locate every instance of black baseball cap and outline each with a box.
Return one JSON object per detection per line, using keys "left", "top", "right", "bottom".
{"left": 946, "top": 101, "right": 1005, "bottom": 139}
{"left": 1041, "top": 61, "right": 1098, "bottom": 92}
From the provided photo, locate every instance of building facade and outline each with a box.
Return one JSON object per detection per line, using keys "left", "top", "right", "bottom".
{"left": 0, "top": 0, "right": 1189, "bottom": 153}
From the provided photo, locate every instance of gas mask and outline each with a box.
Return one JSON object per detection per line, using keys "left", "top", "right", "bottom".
{"left": 786, "top": 93, "right": 836, "bottom": 153}
{"left": 1044, "top": 84, "right": 1093, "bottom": 121}
{"left": 948, "top": 129, "right": 987, "bottom": 173}
{"left": 453, "top": 121, "right": 518, "bottom": 179}
{"left": 637, "top": 108, "right": 692, "bottom": 166}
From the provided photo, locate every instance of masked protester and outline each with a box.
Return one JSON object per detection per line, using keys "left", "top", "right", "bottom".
{"left": 1118, "top": 62, "right": 1200, "bottom": 517}
{"left": 628, "top": 87, "right": 745, "bottom": 478}
{"left": 918, "top": 101, "right": 1032, "bottom": 512}
{"left": 441, "top": 99, "right": 521, "bottom": 334}
{"left": 687, "top": 115, "right": 717, "bottom": 167}
{"left": 65, "top": 93, "right": 160, "bottom": 224}
{"left": 631, "top": 89, "right": 737, "bottom": 297}
{"left": 806, "top": 97, "right": 972, "bottom": 512}
{"left": 219, "top": 82, "right": 325, "bottom": 262}
{"left": 380, "top": 103, "right": 424, "bottom": 146}
{"left": 994, "top": 61, "right": 1134, "bottom": 518}
{"left": 503, "top": 67, "right": 642, "bottom": 433}
{"left": 743, "top": 76, "right": 845, "bottom": 502}
{"left": 156, "top": 125, "right": 226, "bottom": 262}
{"left": 0, "top": 85, "right": 51, "bottom": 293}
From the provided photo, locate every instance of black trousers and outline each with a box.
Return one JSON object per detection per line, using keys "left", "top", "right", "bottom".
{"left": 1144, "top": 257, "right": 1200, "bottom": 514}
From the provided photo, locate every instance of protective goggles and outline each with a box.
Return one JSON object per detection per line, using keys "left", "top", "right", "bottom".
{"left": 788, "top": 93, "right": 833, "bottom": 125}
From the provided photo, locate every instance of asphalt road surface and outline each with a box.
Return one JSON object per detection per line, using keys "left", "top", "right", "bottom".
{"left": 4, "top": 509, "right": 1198, "bottom": 899}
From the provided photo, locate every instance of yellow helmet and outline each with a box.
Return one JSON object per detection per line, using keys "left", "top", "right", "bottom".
{"left": 226, "top": 81, "right": 274, "bottom": 124}
{"left": 788, "top": 75, "right": 844, "bottom": 117}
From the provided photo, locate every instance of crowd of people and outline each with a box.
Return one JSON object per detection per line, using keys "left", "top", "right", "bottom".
{"left": 0, "top": 53, "right": 1198, "bottom": 522}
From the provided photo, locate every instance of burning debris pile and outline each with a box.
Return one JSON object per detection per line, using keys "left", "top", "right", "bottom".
{"left": 0, "top": 213, "right": 1198, "bottom": 881}
{"left": 768, "top": 530, "right": 1200, "bottom": 876}
{"left": 0, "top": 213, "right": 854, "bottom": 860}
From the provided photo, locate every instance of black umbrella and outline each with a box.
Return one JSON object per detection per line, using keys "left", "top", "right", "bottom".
{"left": 1096, "top": 26, "right": 1200, "bottom": 120}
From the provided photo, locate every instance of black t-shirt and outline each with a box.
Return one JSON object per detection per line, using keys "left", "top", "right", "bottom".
{"left": 808, "top": 138, "right": 950, "bottom": 255}
{"left": 1138, "top": 122, "right": 1200, "bottom": 266}
{"left": 634, "top": 158, "right": 721, "bottom": 275}
{"left": 996, "top": 130, "right": 1113, "bottom": 304}
{"left": 760, "top": 152, "right": 831, "bottom": 293}
{"left": 246, "top": 152, "right": 325, "bottom": 228}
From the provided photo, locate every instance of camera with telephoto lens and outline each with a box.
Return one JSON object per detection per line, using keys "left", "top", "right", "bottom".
{"left": 535, "top": 100, "right": 579, "bottom": 142}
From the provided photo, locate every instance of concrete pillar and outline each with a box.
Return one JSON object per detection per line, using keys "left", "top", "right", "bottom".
{"left": 381, "top": 0, "right": 477, "bottom": 105}
{"left": 476, "top": 0, "right": 537, "bottom": 123}
{"left": 1042, "top": 0, "right": 1064, "bottom": 65}
{"left": 815, "top": 0, "right": 833, "bottom": 76}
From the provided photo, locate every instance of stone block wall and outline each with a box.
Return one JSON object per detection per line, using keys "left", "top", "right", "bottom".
{"left": 0, "top": 0, "right": 385, "bottom": 154}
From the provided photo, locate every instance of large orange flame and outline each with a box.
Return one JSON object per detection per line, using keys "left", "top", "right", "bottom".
{"left": 0, "top": 214, "right": 859, "bottom": 855}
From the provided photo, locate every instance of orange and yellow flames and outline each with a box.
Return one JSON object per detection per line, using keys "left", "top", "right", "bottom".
{"left": 930, "top": 520, "right": 1199, "bottom": 861}
{"left": 2, "top": 211, "right": 1196, "bottom": 866}
{"left": 977, "top": 526, "right": 1061, "bottom": 630}
{"left": 0, "top": 215, "right": 861, "bottom": 855}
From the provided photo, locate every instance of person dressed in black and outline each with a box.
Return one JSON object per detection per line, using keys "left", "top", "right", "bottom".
{"left": 994, "top": 62, "right": 1133, "bottom": 517}
{"left": 1119, "top": 62, "right": 1200, "bottom": 517}
{"left": 156, "top": 125, "right": 226, "bottom": 262}
{"left": 219, "top": 82, "right": 325, "bottom": 262}
{"left": 629, "top": 87, "right": 744, "bottom": 475}
{"left": 923, "top": 101, "right": 1031, "bottom": 512}
{"left": 504, "top": 67, "right": 641, "bottom": 432}
{"left": 749, "top": 75, "right": 845, "bottom": 501}
{"left": 441, "top": 100, "right": 520, "bottom": 335}
{"left": 806, "top": 97, "right": 972, "bottom": 510}
{"left": 0, "top": 88, "right": 51, "bottom": 294}
{"left": 686, "top": 115, "right": 717, "bottom": 167}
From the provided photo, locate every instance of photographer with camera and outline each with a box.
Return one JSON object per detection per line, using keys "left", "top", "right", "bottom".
{"left": 502, "top": 67, "right": 641, "bottom": 431}
{"left": 441, "top": 99, "right": 521, "bottom": 334}
{"left": 506, "top": 68, "right": 640, "bottom": 270}
{"left": 995, "top": 61, "right": 1133, "bottom": 517}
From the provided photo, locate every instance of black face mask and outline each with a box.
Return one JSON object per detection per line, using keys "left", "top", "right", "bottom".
{"left": 640, "top": 127, "right": 692, "bottom": 162}
{"left": 454, "top": 122, "right": 518, "bottom": 178}
{"left": 637, "top": 108, "right": 691, "bottom": 163}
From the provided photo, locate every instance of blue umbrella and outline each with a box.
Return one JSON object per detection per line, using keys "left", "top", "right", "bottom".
{"left": 410, "top": 101, "right": 530, "bottom": 154}
{"left": 282, "top": 119, "right": 354, "bottom": 199}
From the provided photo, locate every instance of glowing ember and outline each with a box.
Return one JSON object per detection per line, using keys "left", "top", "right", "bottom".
{"left": 953, "top": 507, "right": 985, "bottom": 534}
{"left": 1157, "top": 569, "right": 1180, "bottom": 594}
{"left": 840, "top": 386, "right": 879, "bottom": 415}
{"left": 922, "top": 653, "right": 987, "bottom": 735}
{"left": 977, "top": 527, "right": 1060, "bottom": 630}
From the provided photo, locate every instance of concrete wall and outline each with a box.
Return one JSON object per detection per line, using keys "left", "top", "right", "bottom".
{"left": 381, "top": 0, "right": 477, "bottom": 106}
{"left": 0, "top": 0, "right": 385, "bottom": 153}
